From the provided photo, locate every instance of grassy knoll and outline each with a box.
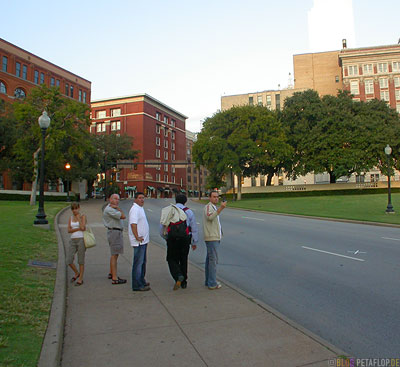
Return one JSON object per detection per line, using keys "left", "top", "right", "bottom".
{"left": 0, "top": 201, "right": 67, "bottom": 367}
{"left": 227, "top": 193, "right": 400, "bottom": 225}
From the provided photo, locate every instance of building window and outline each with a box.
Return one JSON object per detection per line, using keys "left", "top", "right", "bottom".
{"left": 40, "top": 72, "right": 45, "bottom": 84}
{"left": 378, "top": 63, "right": 388, "bottom": 74}
{"left": 257, "top": 95, "right": 262, "bottom": 106}
{"left": 156, "top": 124, "right": 161, "bottom": 134}
{"left": 335, "top": 75, "right": 340, "bottom": 83}
{"left": 394, "top": 76, "right": 400, "bottom": 88}
{"left": 156, "top": 112, "right": 161, "bottom": 121}
{"left": 371, "top": 174, "right": 379, "bottom": 183}
{"left": 251, "top": 176, "right": 256, "bottom": 186}
{"left": 171, "top": 119, "right": 175, "bottom": 127}
{"left": 260, "top": 175, "right": 265, "bottom": 186}
{"left": 249, "top": 96, "right": 253, "bottom": 105}
{"left": 164, "top": 174, "right": 168, "bottom": 182}
{"left": 102, "top": 123, "right": 107, "bottom": 132}
{"left": 365, "top": 79, "right": 374, "bottom": 94}
{"left": 393, "top": 62, "right": 400, "bottom": 72}
{"left": 165, "top": 164, "right": 168, "bottom": 172}
{"left": 51, "top": 77, "right": 55, "bottom": 87}
{"left": 34, "top": 70, "right": 39, "bottom": 84}
{"left": 172, "top": 153, "right": 175, "bottom": 160}
{"left": 22, "top": 65, "right": 27, "bottom": 80}
{"left": 156, "top": 137, "right": 160, "bottom": 146}
{"left": 172, "top": 176, "right": 175, "bottom": 183}
{"left": 397, "top": 104, "right": 400, "bottom": 113}
{"left": 350, "top": 80, "right": 359, "bottom": 95}
{"left": 164, "top": 127, "right": 168, "bottom": 137}
{"left": 70, "top": 85, "right": 74, "bottom": 98}
{"left": 164, "top": 151, "right": 168, "bottom": 160}
{"left": 111, "top": 121, "right": 116, "bottom": 131}
{"left": 14, "top": 88, "right": 25, "bottom": 99}
{"left": 172, "top": 166, "right": 175, "bottom": 173}
{"left": 266, "top": 95, "right": 272, "bottom": 109}
{"left": 348, "top": 65, "right": 358, "bottom": 76}
{"left": 65, "top": 83, "right": 69, "bottom": 96}
{"left": 379, "top": 78, "right": 388, "bottom": 89}
{"left": 111, "top": 108, "right": 121, "bottom": 117}
{"left": 156, "top": 149, "right": 160, "bottom": 158}
{"left": 356, "top": 174, "right": 365, "bottom": 183}
{"left": 116, "top": 121, "right": 120, "bottom": 130}
{"left": 78, "top": 90, "right": 82, "bottom": 101}
{"left": 156, "top": 173, "right": 160, "bottom": 181}
{"left": 0, "top": 81, "right": 6, "bottom": 94}
{"left": 2, "top": 56, "right": 7, "bottom": 72}
{"left": 96, "top": 110, "right": 106, "bottom": 118}
{"left": 15, "top": 62, "right": 21, "bottom": 77}
{"left": 380, "top": 90, "right": 390, "bottom": 102}
{"left": 164, "top": 116, "right": 168, "bottom": 124}
{"left": 172, "top": 142, "right": 175, "bottom": 151}
{"left": 395, "top": 90, "right": 400, "bottom": 101}
{"left": 164, "top": 140, "right": 168, "bottom": 149}
{"left": 96, "top": 124, "right": 101, "bottom": 132}
{"left": 363, "top": 64, "right": 373, "bottom": 75}
{"left": 83, "top": 91, "right": 86, "bottom": 103}
{"left": 172, "top": 131, "right": 175, "bottom": 140}
{"left": 56, "top": 79, "right": 60, "bottom": 87}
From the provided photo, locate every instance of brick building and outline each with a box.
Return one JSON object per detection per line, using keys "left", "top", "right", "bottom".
{"left": 91, "top": 94, "right": 188, "bottom": 198}
{"left": 0, "top": 38, "right": 91, "bottom": 190}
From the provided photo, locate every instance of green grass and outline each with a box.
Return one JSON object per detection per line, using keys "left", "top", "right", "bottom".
{"left": 227, "top": 193, "right": 400, "bottom": 225}
{"left": 0, "top": 201, "right": 67, "bottom": 367}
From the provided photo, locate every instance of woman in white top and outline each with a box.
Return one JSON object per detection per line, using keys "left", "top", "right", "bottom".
{"left": 67, "top": 202, "right": 86, "bottom": 286}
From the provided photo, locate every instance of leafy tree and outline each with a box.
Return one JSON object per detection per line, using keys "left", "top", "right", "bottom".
{"left": 193, "top": 105, "right": 291, "bottom": 199}
{"left": 281, "top": 90, "right": 400, "bottom": 183}
{"left": 0, "top": 99, "right": 17, "bottom": 172}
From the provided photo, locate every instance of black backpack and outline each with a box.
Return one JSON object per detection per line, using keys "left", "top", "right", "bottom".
{"left": 167, "top": 207, "right": 191, "bottom": 242}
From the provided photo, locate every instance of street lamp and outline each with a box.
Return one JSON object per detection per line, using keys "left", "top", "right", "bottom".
{"left": 34, "top": 111, "right": 51, "bottom": 225}
{"left": 384, "top": 144, "right": 394, "bottom": 214}
{"left": 65, "top": 163, "right": 71, "bottom": 202}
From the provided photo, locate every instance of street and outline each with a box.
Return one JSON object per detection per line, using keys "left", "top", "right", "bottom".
{"left": 120, "top": 198, "right": 400, "bottom": 358}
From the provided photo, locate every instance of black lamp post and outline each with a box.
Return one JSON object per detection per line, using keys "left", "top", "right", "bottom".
{"left": 34, "top": 111, "right": 51, "bottom": 225}
{"left": 65, "top": 162, "right": 71, "bottom": 202}
{"left": 385, "top": 144, "right": 394, "bottom": 214}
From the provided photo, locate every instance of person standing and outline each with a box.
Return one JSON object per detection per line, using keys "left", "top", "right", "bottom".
{"left": 103, "top": 194, "right": 127, "bottom": 284}
{"left": 203, "top": 191, "right": 227, "bottom": 290}
{"left": 67, "top": 202, "right": 86, "bottom": 286}
{"left": 160, "top": 194, "right": 198, "bottom": 290}
{"left": 129, "top": 192, "right": 150, "bottom": 291}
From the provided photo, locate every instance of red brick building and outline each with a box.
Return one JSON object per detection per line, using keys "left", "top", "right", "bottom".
{"left": 91, "top": 94, "right": 188, "bottom": 198}
{"left": 0, "top": 38, "right": 91, "bottom": 190}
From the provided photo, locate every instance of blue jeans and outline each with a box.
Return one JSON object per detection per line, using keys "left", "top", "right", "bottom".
{"left": 132, "top": 243, "right": 147, "bottom": 290}
{"left": 205, "top": 241, "right": 219, "bottom": 287}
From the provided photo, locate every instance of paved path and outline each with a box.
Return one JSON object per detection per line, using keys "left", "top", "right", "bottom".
{"left": 59, "top": 200, "right": 343, "bottom": 367}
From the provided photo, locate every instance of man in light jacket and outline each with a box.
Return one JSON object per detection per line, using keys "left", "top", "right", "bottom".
{"left": 203, "top": 190, "right": 226, "bottom": 290}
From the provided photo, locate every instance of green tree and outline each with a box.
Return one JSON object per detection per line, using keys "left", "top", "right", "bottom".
{"left": 0, "top": 99, "right": 17, "bottom": 172}
{"left": 193, "top": 105, "right": 291, "bottom": 199}
{"left": 281, "top": 90, "right": 400, "bottom": 183}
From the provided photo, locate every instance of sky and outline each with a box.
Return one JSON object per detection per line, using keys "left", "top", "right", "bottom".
{"left": 2, "top": 0, "right": 400, "bottom": 132}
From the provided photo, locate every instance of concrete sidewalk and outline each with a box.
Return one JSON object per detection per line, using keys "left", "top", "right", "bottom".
{"left": 58, "top": 200, "right": 343, "bottom": 367}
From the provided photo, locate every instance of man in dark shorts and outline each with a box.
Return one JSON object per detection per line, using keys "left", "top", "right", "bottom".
{"left": 103, "top": 194, "right": 127, "bottom": 284}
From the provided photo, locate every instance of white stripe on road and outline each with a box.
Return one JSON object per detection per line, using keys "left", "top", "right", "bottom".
{"left": 302, "top": 246, "right": 365, "bottom": 262}
{"left": 242, "top": 216, "right": 264, "bottom": 221}
{"left": 382, "top": 237, "right": 400, "bottom": 241}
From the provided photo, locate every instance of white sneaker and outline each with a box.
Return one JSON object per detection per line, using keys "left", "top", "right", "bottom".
{"left": 208, "top": 283, "right": 222, "bottom": 290}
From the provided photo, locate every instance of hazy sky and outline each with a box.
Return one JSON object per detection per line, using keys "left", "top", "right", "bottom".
{"left": 2, "top": 0, "right": 400, "bottom": 132}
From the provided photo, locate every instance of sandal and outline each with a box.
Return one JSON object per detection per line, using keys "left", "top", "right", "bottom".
{"left": 108, "top": 273, "right": 112, "bottom": 279}
{"left": 112, "top": 278, "right": 127, "bottom": 285}
{"left": 71, "top": 274, "right": 80, "bottom": 283}
{"left": 75, "top": 280, "right": 83, "bottom": 286}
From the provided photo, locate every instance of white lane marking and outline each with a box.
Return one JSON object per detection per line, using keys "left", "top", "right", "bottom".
{"left": 382, "top": 237, "right": 400, "bottom": 241}
{"left": 242, "top": 216, "right": 264, "bottom": 221}
{"left": 347, "top": 250, "right": 366, "bottom": 255}
{"left": 302, "top": 246, "right": 365, "bottom": 262}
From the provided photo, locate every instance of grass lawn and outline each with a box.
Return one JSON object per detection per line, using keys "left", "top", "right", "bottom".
{"left": 0, "top": 201, "right": 67, "bottom": 367}
{"left": 227, "top": 193, "right": 400, "bottom": 225}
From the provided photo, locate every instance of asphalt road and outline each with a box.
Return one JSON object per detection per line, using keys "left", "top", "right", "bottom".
{"left": 119, "top": 198, "right": 400, "bottom": 358}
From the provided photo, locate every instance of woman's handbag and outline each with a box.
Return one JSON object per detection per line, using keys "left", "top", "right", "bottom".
{"left": 83, "top": 226, "right": 96, "bottom": 249}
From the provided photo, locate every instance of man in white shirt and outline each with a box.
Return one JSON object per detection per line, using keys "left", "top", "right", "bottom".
{"left": 128, "top": 192, "right": 150, "bottom": 291}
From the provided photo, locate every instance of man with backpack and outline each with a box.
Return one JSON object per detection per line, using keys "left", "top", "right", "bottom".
{"left": 160, "top": 194, "right": 198, "bottom": 290}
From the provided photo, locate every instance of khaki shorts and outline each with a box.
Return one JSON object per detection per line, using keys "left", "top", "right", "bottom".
{"left": 67, "top": 237, "right": 86, "bottom": 265}
{"left": 107, "top": 229, "right": 124, "bottom": 255}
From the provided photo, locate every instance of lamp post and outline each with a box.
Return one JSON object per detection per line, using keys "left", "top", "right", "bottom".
{"left": 65, "top": 163, "right": 71, "bottom": 202}
{"left": 384, "top": 144, "right": 394, "bottom": 214}
{"left": 34, "top": 111, "right": 51, "bottom": 225}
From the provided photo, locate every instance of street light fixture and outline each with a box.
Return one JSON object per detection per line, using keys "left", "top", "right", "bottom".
{"left": 34, "top": 111, "right": 51, "bottom": 225}
{"left": 384, "top": 144, "right": 394, "bottom": 214}
{"left": 65, "top": 162, "right": 71, "bottom": 202}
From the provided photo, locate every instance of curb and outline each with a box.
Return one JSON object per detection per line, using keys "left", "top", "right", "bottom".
{"left": 38, "top": 206, "right": 70, "bottom": 367}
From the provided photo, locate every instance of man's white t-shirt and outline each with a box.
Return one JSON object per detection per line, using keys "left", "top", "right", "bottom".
{"left": 128, "top": 203, "right": 149, "bottom": 247}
